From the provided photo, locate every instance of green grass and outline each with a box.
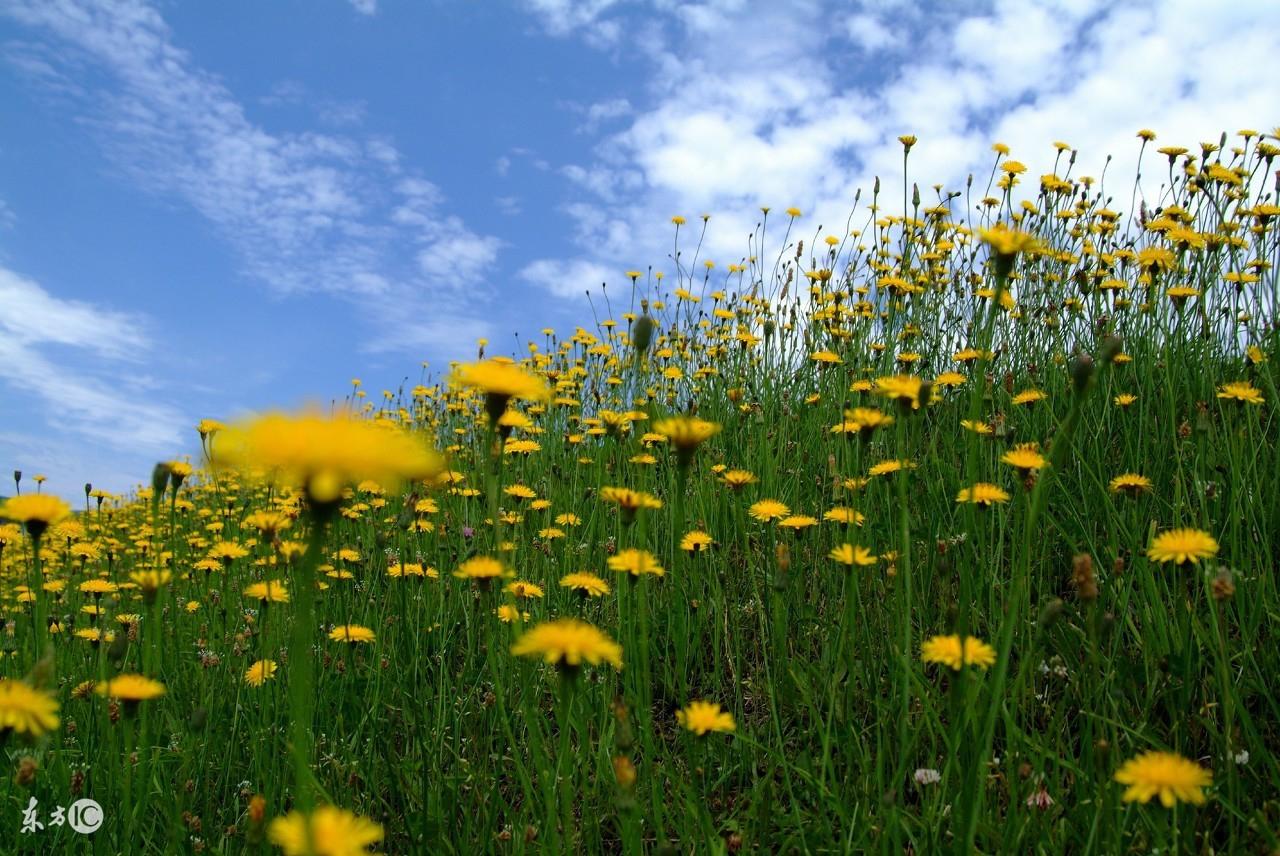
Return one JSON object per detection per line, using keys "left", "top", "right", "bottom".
{"left": 1, "top": 131, "right": 1278, "bottom": 854}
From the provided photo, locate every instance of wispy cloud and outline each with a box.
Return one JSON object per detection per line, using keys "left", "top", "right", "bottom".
{"left": 520, "top": 0, "right": 626, "bottom": 44}
{"left": 2, "top": 0, "right": 500, "bottom": 341}
{"left": 0, "top": 264, "right": 184, "bottom": 453}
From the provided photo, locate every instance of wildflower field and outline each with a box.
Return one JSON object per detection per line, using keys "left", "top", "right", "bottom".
{"left": 2, "top": 130, "right": 1278, "bottom": 854}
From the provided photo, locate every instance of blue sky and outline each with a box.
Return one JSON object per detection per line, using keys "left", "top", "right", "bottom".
{"left": 2, "top": 0, "right": 1278, "bottom": 498}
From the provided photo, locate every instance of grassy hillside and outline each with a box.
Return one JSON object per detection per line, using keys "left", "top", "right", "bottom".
{"left": 1, "top": 132, "right": 1277, "bottom": 854}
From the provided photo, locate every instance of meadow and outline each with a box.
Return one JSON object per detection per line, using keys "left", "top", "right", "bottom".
{"left": 1, "top": 129, "right": 1278, "bottom": 854}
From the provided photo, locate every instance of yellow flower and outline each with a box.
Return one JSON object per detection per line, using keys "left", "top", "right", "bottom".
{"left": 874, "top": 375, "right": 929, "bottom": 409}
{"left": 1, "top": 494, "right": 71, "bottom": 538}
{"left": 329, "top": 625, "right": 376, "bottom": 644}
{"left": 1114, "top": 751, "right": 1212, "bottom": 807}
{"left": 1216, "top": 381, "right": 1264, "bottom": 405}
{"left": 1147, "top": 528, "right": 1218, "bottom": 565}
{"left": 0, "top": 679, "right": 60, "bottom": 737}
{"left": 167, "top": 460, "right": 194, "bottom": 480}
{"left": 495, "top": 604, "right": 528, "bottom": 623}
{"left": 510, "top": 619, "right": 623, "bottom": 670}
{"left": 676, "top": 700, "right": 736, "bottom": 735}
{"left": 921, "top": 635, "right": 997, "bottom": 670}
{"left": 96, "top": 674, "right": 166, "bottom": 702}
{"left": 559, "top": 572, "right": 611, "bottom": 597}
{"left": 1109, "top": 473, "right": 1152, "bottom": 496}
{"left": 607, "top": 548, "right": 665, "bottom": 577}
{"left": 504, "top": 484, "right": 537, "bottom": 501}
{"left": 197, "top": 418, "right": 225, "bottom": 437}
{"left": 748, "top": 499, "right": 790, "bottom": 522}
{"left": 778, "top": 515, "right": 818, "bottom": 532}
{"left": 453, "top": 556, "right": 514, "bottom": 581}
{"left": 79, "top": 579, "right": 119, "bottom": 597}
{"left": 244, "top": 511, "right": 292, "bottom": 535}
{"left": 956, "top": 483, "right": 1010, "bottom": 506}
{"left": 980, "top": 223, "right": 1040, "bottom": 258}
{"left": 268, "top": 805, "right": 384, "bottom": 856}
{"left": 829, "top": 543, "right": 876, "bottom": 566}
{"left": 869, "top": 459, "right": 914, "bottom": 477}
{"left": 653, "top": 416, "right": 721, "bottom": 449}
{"left": 504, "top": 580, "right": 545, "bottom": 599}
{"left": 1012, "top": 389, "right": 1047, "bottom": 406}
{"left": 680, "top": 531, "right": 714, "bottom": 553}
{"left": 209, "top": 541, "right": 251, "bottom": 562}
{"left": 1000, "top": 446, "right": 1046, "bottom": 473}
{"left": 212, "top": 411, "right": 443, "bottom": 505}
{"left": 454, "top": 359, "right": 549, "bottom": 424}
{"left": 721, "top": 469, "right": 758, "bottom": 490}
{"left": 599, "top": 487, "right": 663, "bottom": 516}
{"left": 130, "top": 569, "right": 173, "bottom": 595}
{"left": 245, "top": 660, "right": 278, "bottom": 687}
{"left": 823, "top": 506, "right": 865, "bottom": 525}
{"left": 244, "top": 580, "right": 290, "bottom": 603}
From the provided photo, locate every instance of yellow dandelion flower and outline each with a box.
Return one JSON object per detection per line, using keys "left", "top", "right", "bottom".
{"left": 1147, "top": 528, "right": 1218, "bottom": 565}
{"left": 829, "top": 543, "right": 877, "bottom": 566}
{"left": 1114, "top": 751, "right": 1212, "bottom": 807}
{"left": 559, "top": 572, "right": 611, "bottom": 598}
{"left": 510, "top": 619, "right": 622, "bottom": 670}
{"left": 268, "top": 806, "right": 384, "bottom": 856}
{"left": 956, "top": 483, "right": 1010, "bottom": 506}
{"left": 1216, "top": 381, "right": 1263, "bottom": 405}
{"left": 0, "top": 679, "right": 60, "bottom": 737}
{"left": 921, "top": 635, "right": 997, "bottom": 670}
{"left": 607, "top": 548, "right": 665, "bottom": 577}
{"left": 676, "top": 700, "right": 736, "bottom": 735}
{"left": 245, "top": 660, "right": 279, "bottom": 687}
{"left": 329, "top": 624, "right": 376, "bottom": 644}
{"left": 212, "top": 411, "right": 443, "bottom": 506}
{"left": 748, "top": 499, "right": 790, "bottom": 522}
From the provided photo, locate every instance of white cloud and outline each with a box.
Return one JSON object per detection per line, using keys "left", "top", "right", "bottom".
{"left": 520, "top": 0, "right": 1280, "bottom": 300}
{"left": 0, "top": 430, "right": 152, "bottom": 501}
{"left": 844, "top": 13, "right": 901, "bottom": 53}
{"left": 564, "top": 96, "right": 633, "bottom": 133}
{"left": 521, "top": 0, "right": 626, "bottom": 44}
{"left": 0, "top": 265, "right": 184, "bottom": 453}
{"left": 415, "top": 225, "right": 502, "bottom": 283}
{"left": 520, "top": 258, "right": 617, "bottom": 300}
{"left": 347, "top": 0, "right": 377, "bottom": 15}
{"left": 0, "top": 266, "right": 148, "bottom": 359}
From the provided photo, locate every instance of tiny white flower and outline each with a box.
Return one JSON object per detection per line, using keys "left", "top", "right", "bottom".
{"left": 913, "top": 768, "right": 941, "bottom": 785}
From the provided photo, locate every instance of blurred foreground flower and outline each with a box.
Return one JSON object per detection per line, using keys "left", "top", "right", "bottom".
{"left": 677, "top": 700, "right": 736, "bottom": 735}
{"left": 0, "top": 679, "right": 60, "bottom": 738}
{"left": 268, "top": 805, "right": 384, "bottom": 856}
{"left": 1114, "top": 751, "right": 1212, "bottom": 807}
{"left": 1, "top": 494, "right": 71, "bottom": 541}
{"left": 511, "top": 619, "right": 622, "bottom": 671}
{"left": 921, "top": 635, "right": 997, "bottom": 671}
{"left": 211, "top": 411, "right": 443, "bottom": 508}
